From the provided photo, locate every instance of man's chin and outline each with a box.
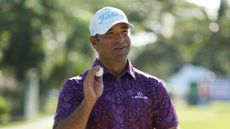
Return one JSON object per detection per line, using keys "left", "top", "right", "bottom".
{"left": 113, "top": 54, "right": 128, "bottom": 60}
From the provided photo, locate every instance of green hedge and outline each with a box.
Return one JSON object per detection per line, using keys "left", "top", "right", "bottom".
{"left": 0, "top": 96, "right": 11, "bottom": 123}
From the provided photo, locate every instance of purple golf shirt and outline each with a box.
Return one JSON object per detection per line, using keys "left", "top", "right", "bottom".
{"left": 54, "top": 59, "right": 178, "bottom": 129}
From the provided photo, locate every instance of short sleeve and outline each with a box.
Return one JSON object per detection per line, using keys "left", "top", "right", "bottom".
{"left": 152, "top": 80, "right": 179, "bottom": 129}
{"left": 54, "top": 79, "right": 84, "bottom": 122}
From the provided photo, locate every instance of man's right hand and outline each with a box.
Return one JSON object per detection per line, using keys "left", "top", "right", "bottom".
{"left": 53, "top": 66, "right": 104, "bottom": 129}
{"left": 83, "top": 65, "right": 104, "bottom": 105}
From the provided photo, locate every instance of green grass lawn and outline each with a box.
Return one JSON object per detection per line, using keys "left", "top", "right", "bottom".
{"left": 175, "top": 101, "right": 230, "bottom": 129}
{"left": 0, "top": 115, "right": 53, "bottom": 129}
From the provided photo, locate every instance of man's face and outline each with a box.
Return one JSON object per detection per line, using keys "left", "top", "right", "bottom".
{"left": 92, "top": 23, "right": 131, "bottom": 61}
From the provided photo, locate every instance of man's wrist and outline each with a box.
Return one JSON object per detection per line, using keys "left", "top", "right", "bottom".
{"left": 82, "top": 98, "right": 96, "bottom": 109}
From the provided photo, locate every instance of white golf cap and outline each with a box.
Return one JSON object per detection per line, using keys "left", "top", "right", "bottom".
{"left": 90, "top": 7, "right": 134, "bottom": 36}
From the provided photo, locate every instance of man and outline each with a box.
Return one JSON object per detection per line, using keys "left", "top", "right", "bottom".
{"left": 53, "top": 7, "right": 179, "bottom": 129}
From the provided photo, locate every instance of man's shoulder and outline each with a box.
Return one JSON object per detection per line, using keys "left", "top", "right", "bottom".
{"left": 68, "top": 71, "right": 88, "bottom": 82}
{"left": 132, "top": 68, "right": 168, "bottom": 92}
{"left": 61, "top": 71, "right": 88, "bottom": 89}
{"left": 69, "top": 75, "right": 84, "bottom": 82}
{"left": 133, "top": 67, "right": 161, "bottom": 82}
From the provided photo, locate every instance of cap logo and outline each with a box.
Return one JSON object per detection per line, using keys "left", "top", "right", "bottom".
{"left": 99, "top": 11, "right": 120, "bottom": 24}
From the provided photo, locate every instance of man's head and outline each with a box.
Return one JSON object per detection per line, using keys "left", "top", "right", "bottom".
{"left": 89, "top": 6, "right": 133, "bottom": 36}
{"left": 89, "top": 7, "right": 133, "bottom": 61}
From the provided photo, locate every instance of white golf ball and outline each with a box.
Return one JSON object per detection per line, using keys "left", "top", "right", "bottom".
{"left": 95, "top": 67, "right": 103, "bottom": 77}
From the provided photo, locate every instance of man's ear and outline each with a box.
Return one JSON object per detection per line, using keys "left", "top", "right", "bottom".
{"left": 90, "top": 36, "right": 99, "bottom": 49}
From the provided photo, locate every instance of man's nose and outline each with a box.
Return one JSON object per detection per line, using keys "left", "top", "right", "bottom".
{"left": 116, "top": 32, "right": 125, "bottom": 42}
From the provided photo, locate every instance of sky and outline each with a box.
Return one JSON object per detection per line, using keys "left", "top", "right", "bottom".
{"left": 132, "top": 0, "right": 223, "bottom": 47}
{"left": 185, "top": 0, "right": 221, "bottom": 10}
{"left": 185, "top": 0, "right": 221, "bottom": 20}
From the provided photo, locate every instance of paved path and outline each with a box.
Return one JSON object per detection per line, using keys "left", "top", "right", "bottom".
{"left": 0, "top": 115, "right": 53, "bottom": 129}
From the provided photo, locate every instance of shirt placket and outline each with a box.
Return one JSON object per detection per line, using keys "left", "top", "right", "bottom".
{"left": 113, "top": 78, "right": 126, "bottom": 124}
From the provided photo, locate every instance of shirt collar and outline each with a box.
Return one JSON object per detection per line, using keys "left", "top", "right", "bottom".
{"left": 127, "top": 59, "right": 136, "bottom": 79}
{"left": 92, "top": 58, "right": 136, "bottom": 79}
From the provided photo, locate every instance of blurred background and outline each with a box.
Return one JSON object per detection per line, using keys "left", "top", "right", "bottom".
{"left": 0, "top": 0, "right": 230, "bottom": 129}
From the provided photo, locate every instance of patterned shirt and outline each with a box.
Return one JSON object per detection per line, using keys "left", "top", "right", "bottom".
{"left": 54, "top": 59, "right": 178, "bottom": 129}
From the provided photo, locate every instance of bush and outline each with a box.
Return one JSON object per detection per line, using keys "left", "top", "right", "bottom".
{"left": 0, "top": 96, "right": 11, "bottom": 123}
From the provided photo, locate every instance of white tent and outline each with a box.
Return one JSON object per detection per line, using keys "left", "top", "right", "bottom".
{"left": 168, "top": 64, "right": 215, "bottom": 97}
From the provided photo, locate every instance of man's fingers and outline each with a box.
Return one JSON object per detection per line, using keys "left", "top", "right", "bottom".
{"left": 85, "top": 66, "right": 100, "bottom": 81}
{"left": 95, "top": 75, "right": 103, "bottom": 84}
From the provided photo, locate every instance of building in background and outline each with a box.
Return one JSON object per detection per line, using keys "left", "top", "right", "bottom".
{"left": 168, "top": 64, "right": 230, "bottom": 104}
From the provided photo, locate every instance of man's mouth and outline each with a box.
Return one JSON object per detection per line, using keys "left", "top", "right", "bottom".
{"left": 114, "top": 46, "right": 126, "bottom": 49}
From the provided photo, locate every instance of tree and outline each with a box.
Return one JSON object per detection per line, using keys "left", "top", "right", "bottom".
{"left": 133, "top": 0, "right": 230, "bottom": 79}
{"left": 0, "top": 0, "right": 65, "bottom": 119}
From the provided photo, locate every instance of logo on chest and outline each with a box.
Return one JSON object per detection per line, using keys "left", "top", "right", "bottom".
{"left": 132, "top": 91, "right": 148, "bottom": 100}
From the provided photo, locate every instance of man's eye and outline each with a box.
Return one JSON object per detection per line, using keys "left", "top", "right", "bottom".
{"left": 122, "top": 30, "right": 128, "bottom": 33}
{"left": 106, "top": 32, "right": 114, "bottom": 35}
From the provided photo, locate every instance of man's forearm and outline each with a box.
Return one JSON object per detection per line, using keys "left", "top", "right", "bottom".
{"left": 54, "top": 99, "right": 95, "bottom": 129}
